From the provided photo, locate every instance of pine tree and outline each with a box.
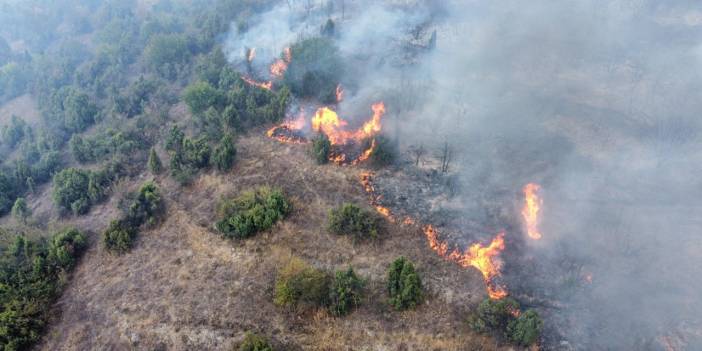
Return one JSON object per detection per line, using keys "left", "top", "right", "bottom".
{"left": 148, "top": 148, "right": 162, "bottom": 174}
{"left": 11, "top": 197, "right": 30, "bottom": 224}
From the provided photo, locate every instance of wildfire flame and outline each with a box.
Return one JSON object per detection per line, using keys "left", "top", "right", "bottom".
{"left": 522, "top": 183, "right": 543, "bottom": 240}
{"left": 241, "top": 76, "right": 272, "bottom": 91}
{"left": 311, "top": 102, "right": 385, "bottom": 145}
{"left": 359, "top": 172, "right": 395, "bottom": 221}
{"left": 270, "top": 47, "right": 291, "bottom": 78}
{"left": 359, "top": 172, "right": 509, "bottom": 299}
{"left": 266, "top": 111, "right": 307, "bottom": 143}
{"left": 424, "top": 225, "right": 508, "bottom": 299}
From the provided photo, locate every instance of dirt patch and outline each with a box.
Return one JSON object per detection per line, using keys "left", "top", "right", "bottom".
{"left": 0, "top": 94, "right": 42, "bottom": 127}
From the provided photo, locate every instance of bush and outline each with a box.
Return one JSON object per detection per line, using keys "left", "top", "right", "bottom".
{"left": 52, "top": 168, "right": 91, "bottom": 214}
{"left": 506, "top": 309, "right": 543, "bottom": 346}
{"left": 468, "top": 297, "right": 521, "bottom": 334}
{"left": 367, "top": 135, "right": 396, "bottom": 167}
{"left": 327, "top": 203, "right": 379, "bottom": 242}
{"left": 1, "top": 115, "right": 29, "bottom": 148}
{"left": 215, "top": 187, "right": 291, "bottom": 239}
{"left": 328, "top": 267, "right": 364, "bottom": 316}
{"left": 274, "top": 258, "right": 330, "bottom": 309}
{"left": 213, "top": 134, "right": 236, "bottom": 171}
{"left": 239, "top": 332, "right": 273, "bottom": 351}
{"left": 104, "top": 181, "right": 164, "bottom": 254}
{"left": 387, "top": 256, "right": 423, "bottom": 310}
{"left": 0, "top": 229, "right": 86, "bottom": 350}
{"left": 125, "top": 181, "right": 164, "bottom": 227}
{"left": 103, "top": 219, "right": 137, "bottom": 254}
{"left": 311, "top": 133, "right": 330, "bottom": 164}
{"left": 11, "top": 197, "right": 30, "bottom": 223}
{"left": 183, "top": 81, "right": 223, "bottom": 114}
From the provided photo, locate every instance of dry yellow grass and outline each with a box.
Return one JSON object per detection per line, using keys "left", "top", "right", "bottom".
{"left": 35, "top": 131, "right": 515, "bottom": 350}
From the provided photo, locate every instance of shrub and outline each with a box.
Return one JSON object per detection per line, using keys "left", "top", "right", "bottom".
{"left": 367, "top": 135, "right": 396, "bottom": 167}
{"left": 215, "top": 187, "right": 291, "bottom": 239}
{"left": 125, "top": 181, "right": 164, "bottom": 227}
{"left": 327, "top": 203, "right": 379, "bottom": 242}
{"left": 52, "top": 168, "right": 91, "bottom": 214}
{"left": 183, "top": 81, "right": 223, "bottom": 114}
{"left": 468, "top": 297, "right": 520, "bottom": 334}
{"left": 274, "top": 257, "right": 330, "bottom": 309}
{"left": 387, "top": 256, "right": 423, "bottom": 310}
{"left": 103, "top": 219, "right": 137, "bottom": 254}
{"left": 11, "top": 197, "right": 30, "bottom": 223}
{"left": 1, "top": 115, "right": 28, "bottom": 148}
{"left": 239, "top": 332, "right": 273, "bottom": 351}
{"left": 506, "top": 309, "right": 543, "bottom": 346}
{"left": 104, "top": 181, "right": 164, "bottom": 254}
{"left": 213, "top": 134, "right": 236, "bottom": 171}
{"left": 328, "top": 267, "right": 364, "bottom": 316}
{"left": 311, "top": 133, "right": 331, "bottom": 164}
{"left": 47, "top": 228, "right": 88, "bottom": 269}
{"left": 0, "top": 229, "right": 86, "bottom": 350}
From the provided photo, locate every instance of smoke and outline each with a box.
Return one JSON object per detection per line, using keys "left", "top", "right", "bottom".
{"left": 225, "top": 0, "right": 702, "bottom": 349}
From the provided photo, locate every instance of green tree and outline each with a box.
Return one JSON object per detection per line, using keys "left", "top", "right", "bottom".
{"left": 329, "top": 267, "right": 364, "bottom": 316}
{"left": 1, "top": 115, "right": 28, "bottom": 148}
{"left": 11, "top": 198, "right": 30, "bottom": 224}
{"left": 216, "top": 187, "right": 291, "bottom": 239}
{"left": 311, "top": 132, "right": 331, "bottom": 164}
{"left": 284, "top": 37, "right": 342, "bottom": 103}
{"left": 52, "top": 168, "right": 91, "bottom": 215}
{"left": 144, "top": 33, "right": 191, "bottom": 77}
{"left": 239, "top": 332, "right": 273, "bottom": 351}
{"left": 274, "top": 257, "right": 330, "bottom": 309}
{"left": 213, "top": 134, "right": 236, "bottom": 171}
{"left": 327, "top": 203, "right": 379, "bottom": 242}
{"left": 367, "top": 135, "right": 396, "bottom": 167}
{"left": 63, "top": 90, "right": 97, "bottom": 132}
{"left": 103, "top": 219, "right": 136, "bottom": 254}
{"left": 183, "top": 81, "right": 222, "bottom": 114}
{"left": 387, "top": 256, "right": 423, "bottom": 310}
{"left": 468, "top": 297, "right": 521, "bottom": 335}
{"left": 507, "top": 309, "right": 543, "bottom": 346}
{"left": 148, "top": 147, "right": 162, "bottom": 174}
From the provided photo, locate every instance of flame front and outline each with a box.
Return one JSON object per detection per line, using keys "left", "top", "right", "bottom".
{"left": 522, "top": 183, "right": 543, "bottom": 240}
{"left": 241, "top": 76, "right": 272, "bottom": 91}
{"left": 270, "top": 47, "right": 291, "bottom": 78}
{"left": 424, "top": 225, "right": 508, "bottom": 299}
{"left": 359, "top": 173, "right": 508, "bottom": 299}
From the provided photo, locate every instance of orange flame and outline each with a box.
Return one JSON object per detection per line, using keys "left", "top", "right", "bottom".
{"left": 360, "top": 174, "right": 508, "bottom": 299}
{"left": 359, "top": 172, "right": 395, "bottom": 221}
{"left": 311, "top": 102, "right": 385, "bottom": 146}
{"left": 242, "top": 76, "right": 272, "bottom": 91}
{"left": 522, "top": 183, "right": 543, "bottom": 240}
{"left": 266, "top": 112, "right": 307, "bottom": 143}
{"left": 424, "top": 225, "right": 508, "bottom": 299}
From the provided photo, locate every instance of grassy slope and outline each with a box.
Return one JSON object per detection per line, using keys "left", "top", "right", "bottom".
{"left": 35, "top": 130, "right": 508, "bottom": 350}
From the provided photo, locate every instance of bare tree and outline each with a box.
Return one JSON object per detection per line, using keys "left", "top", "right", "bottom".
{"left": 440, "top": 142, "right": 452, "bottom": 173}
{"left": 409, "top": 144, "right": 425, "bottom": 166}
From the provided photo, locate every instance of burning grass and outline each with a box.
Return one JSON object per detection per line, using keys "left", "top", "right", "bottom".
{"left": 266, "top": 102, "right": 386, "bottom": 165}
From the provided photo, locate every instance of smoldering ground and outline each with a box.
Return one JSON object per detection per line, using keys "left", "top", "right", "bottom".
{"left": 225, "top": 0, "right": 702, "bottom": 349}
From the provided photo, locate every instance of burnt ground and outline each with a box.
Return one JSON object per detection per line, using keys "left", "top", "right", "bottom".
{"left": 34, "top": 131, "right": 519, "bottom": 351}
